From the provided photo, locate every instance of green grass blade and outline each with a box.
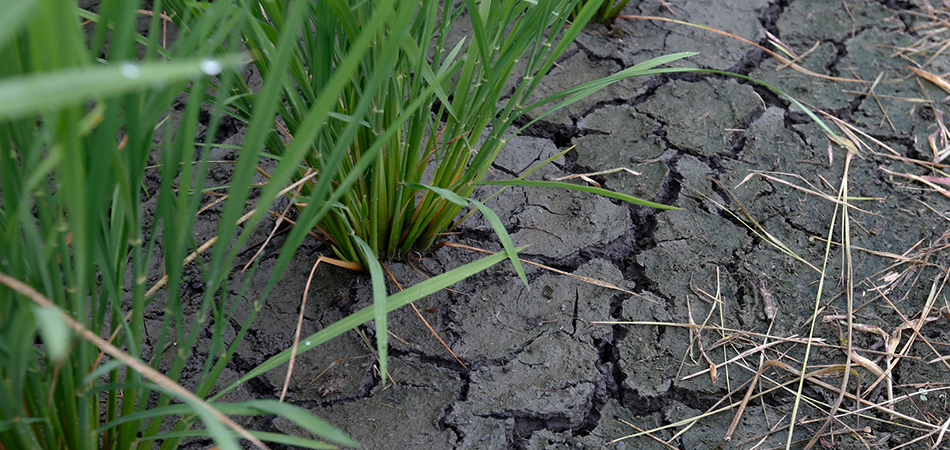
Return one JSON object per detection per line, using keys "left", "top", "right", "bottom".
{"left": 534, "top": 0, "right": 598, "bottom": 84}
{"left": 0, "top": 0, "right": 37, "bottom": 44}
{"left": 0, "top": 55, "right": 245, "bottom": 121}
{"left": 237, "top": 400, "right": 358, "bottom": 447}
{"left": 604, "top": 0, "right": 631, "bottom": 21}
{"left": 470, "top": 198, "right": 528, "bottom": 287}
{"left": 520, "top": 52, "right": 697, "bottom": 121}
{"left": 186, "top": 400, "right": 239, "bottom": 450}
{"left": 102, "top": 400, "right": 352, "bottom": 447}
{"left": 30, "top": 304, "right": 70, "bottom": 362}
{"left": 352, "top": 236, "right": 390, "bottom": 385}
{"left": 477, "top": 179, "right": 681, "bottom": 210}
{"left": 400, "top": 37, "right": 457, "bottom": 119}
{"left": 406, "top": 182, "right": 528, "bottom": 288}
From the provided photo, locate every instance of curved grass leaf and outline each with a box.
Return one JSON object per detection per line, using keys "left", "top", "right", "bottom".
{"left": 30, "top": 304, "right": 70, "bottom": 362}
{"left": 99, "top": 400, "right": 355, "bottom": 447}
{"left": 518, "top": 52, "right": 697, "bottom": 130}
{"left": 405, "top": 182, "right": 528, "bottom": 288}
{"left": 237, "top": 400, "right": 358, "bottom": 447}
{"left": 0, "top": 418, "right": 45, "bottom": 434}
{"left": 477, "top": 179, "right": 681, "bottom": 210}
{"left": 0, "top": 0, "right": 37, "bottom": 45}
{"left": 603, "top": 0, "right": 631, "bottom": 21}
{"left": 188, "top": 397, "right": 239, "bottom": 450}
{"left": 140, "top": 430, "right": 337, "bottom": 449}
{"left": 351, "top": 236, "right": 389, "bottom": 385}
{"left": 0, "top": 55, "right": 246, "bottom": 121}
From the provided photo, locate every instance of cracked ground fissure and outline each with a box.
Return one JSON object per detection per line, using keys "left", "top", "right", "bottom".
{"left": 142, "top": 0, "right": 950, "bottom": 448}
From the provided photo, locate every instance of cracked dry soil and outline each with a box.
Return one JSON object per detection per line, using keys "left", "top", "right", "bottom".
{"left": 159, "top": 0, "right": 950, "bottom": 448}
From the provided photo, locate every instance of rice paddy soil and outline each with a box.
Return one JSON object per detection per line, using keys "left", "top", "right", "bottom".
{"left": 163, "top": 0, "right": 950, "bottom": 448}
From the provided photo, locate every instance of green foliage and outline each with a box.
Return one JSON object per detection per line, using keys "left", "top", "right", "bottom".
{"left": 229, "top": 0, "right": 687, "bottom": 268}
{"left": 0, "top": 0, "right": 697, "bottom": 448}
{"left": 573, "top": 0, "right": 632, "bottom": 23}
{"left": 0, "top": 0, "right": 380, "bottom": 448}
{"left": 196, "top": 0, "right": 691, "bottom": 392}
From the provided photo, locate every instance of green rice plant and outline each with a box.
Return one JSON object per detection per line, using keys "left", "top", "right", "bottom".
{"left": 150, "top": 0, "right": 691, "bottom": 407}
{"left": 574, "top": 0, "right": 632, "bottom": 23}
{"left": 225, "top": 0, "right": 688, "bottom": 268}
{"left": 0, "top": 0, "right": 493, "bottom": 448}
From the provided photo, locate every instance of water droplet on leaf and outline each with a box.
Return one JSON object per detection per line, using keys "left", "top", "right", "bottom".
{"left": 120, "top": 63, "right": 141, "bottom": 79}
{"left": 200, "top": 59, "right": 223, "bottom": 76}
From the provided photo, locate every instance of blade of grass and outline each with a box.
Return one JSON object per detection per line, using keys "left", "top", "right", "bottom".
{"left": 0, "top": 0, "right": 37, "bottom": 44}
{"left": 406, "top": 182, "right": 529, "bottom": 288}
{"left": 477, "top": 179, "right": 681, "bottom": 210}
{"left": 786, "top": 151, "right": 854, "bottom": 450}
{"left": 0, "top": 55, "right": 246, "bottom": 121}
{"left": 352, "top": 236, "right": 390, "bottom": 385}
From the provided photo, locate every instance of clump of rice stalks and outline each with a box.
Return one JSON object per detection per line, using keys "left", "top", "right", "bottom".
{"left": 230, "top": 0, "right": 687, "bottom": 267}
{"left": 1, "top": 0, "right": 362, "bottom": 448}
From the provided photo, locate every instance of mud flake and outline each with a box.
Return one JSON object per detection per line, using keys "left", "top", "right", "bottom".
{"left": 776, "top": 0, "right": 895, "bottom": 45}
{"left": 316, "top": 375, "right": 347, "bottom": 397}
{"left": 617, "top": 328, "right": 673, "bottom": 398}
{"left": 728, "top": 106, "right": 817, "bottom": 171}
{"left": 459, "top": 333, "right": 599, "bottom": 428}
{"left": 451, "top": 259, "right": 620, "bottom": 363}
{"left": 573, "top": 106, "right": 670, "bottom": 199}
{"left": 676, "top": 154, "right": 715, "bottom": 200}
{"left": 492, "top": 135, "right": 564, "bottom": 176}
{"left": 638, "top": 79, "right": 762, "bottom": 155}
{"left": 607, "top": 0, "right": 768, "bottom": 69}
{"left": 585, "top": 400, "right": 671, "bottom": 449}
{"left": 843, "top": 30, "right": 919, "bottom": 135}
{"left": 665, "top": 401, "right": 729, "bottom": 448}
{"left": 283, "top": 358, "right": 459, "bottom": 449}
{"left": 512, "top": 191, "right": 629, "bottom": 259}
{"left": 448, "top": 415, "right": 513, "bottom": 450}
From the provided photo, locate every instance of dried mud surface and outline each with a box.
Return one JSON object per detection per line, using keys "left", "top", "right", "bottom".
{"left": 155, "top": 1, "right": 950, "bottom": 448}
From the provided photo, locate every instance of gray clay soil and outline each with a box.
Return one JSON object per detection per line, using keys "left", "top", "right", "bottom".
{"left": 149, "top": 0, "right": 950, "bottom": 448}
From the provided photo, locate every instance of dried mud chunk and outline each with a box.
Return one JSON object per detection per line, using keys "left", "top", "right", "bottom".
{"left": 747, "top": 42, "right": 850, "bottom": 110}
{"left": 659, "top": 0, "right": 769, "bottom": 68}
{"left": 286, "top": 358, "right": 459, "bottom": 449}
{"left": 595, "top": 0, "right": 768, "bottom": 69}
{"left": 776, "top": 0, "right": 894, "bottom": 45}
{"left": 316, "top": 375, "right": 346, "bottom": 397}
{"left": 573, "top": 106, "right": 669, "bottom": 199}
{"left": 492, "top": 135, "right": 564, "bottom": 176}
{"left": 511, "top": 190, "right": 629, "bottom": 259}
{"left": 457, "top": 333, "right": 599, "bottom": 428}
{"left": 845, "top": 30, "right": 919, "bottom": 136}
{"left": 637, "top": 79, "right": 762, "bottom": 155}
{"left": 450, "top": 260, "right": 620, "bottom": 361}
